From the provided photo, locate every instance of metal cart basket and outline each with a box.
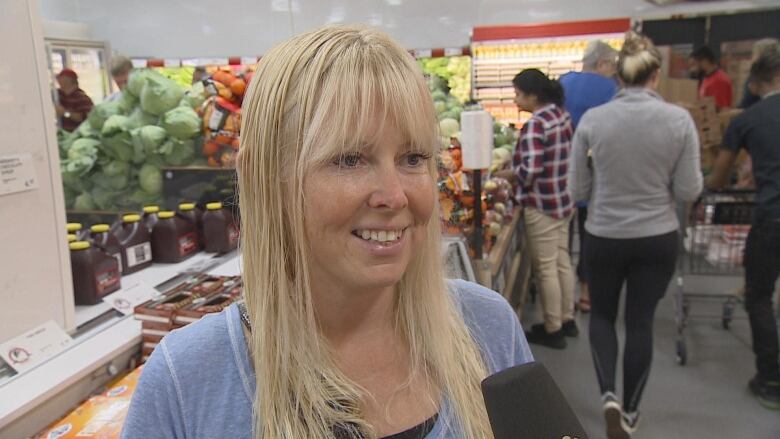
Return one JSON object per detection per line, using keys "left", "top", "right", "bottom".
{"left": 675, "top": 190, "right": 755, "bottom": 365}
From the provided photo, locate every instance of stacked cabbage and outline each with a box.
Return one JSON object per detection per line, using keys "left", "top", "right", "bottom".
{"left": 59, "top": 69, "right": 206, "bottom": 211}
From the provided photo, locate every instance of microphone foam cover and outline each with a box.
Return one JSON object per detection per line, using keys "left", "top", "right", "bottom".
{"left": 481, "top": 362, "right": 589, "bottom": 439}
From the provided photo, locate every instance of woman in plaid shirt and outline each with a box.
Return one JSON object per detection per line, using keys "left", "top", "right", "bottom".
{"left": 511, "top": 69, "right": 577, "bottom": 350}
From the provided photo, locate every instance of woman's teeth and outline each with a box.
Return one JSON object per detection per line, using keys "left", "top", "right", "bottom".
{"left": 355, "top": 229, "right": 404, "bottom": 243}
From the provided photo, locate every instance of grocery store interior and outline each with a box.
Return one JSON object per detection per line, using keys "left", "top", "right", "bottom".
{"left": 2, "top": 0, "right": 780, "bottom": 438}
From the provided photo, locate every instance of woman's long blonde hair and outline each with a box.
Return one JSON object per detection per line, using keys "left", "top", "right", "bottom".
{"left": 238, "top": 24, "right": 492, "bottom": 438}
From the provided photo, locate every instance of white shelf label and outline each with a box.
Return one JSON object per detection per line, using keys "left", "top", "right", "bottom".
{"left": 104, "top": 281, "right": 160, "bottom": 315}
{"left": 0, "top": 321, "right": 73, "bottom": 373}
{"left": 0, "top": 153, "right": 38, "bottom": 196}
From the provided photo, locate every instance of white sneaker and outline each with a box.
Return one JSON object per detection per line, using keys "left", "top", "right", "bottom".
{"left": 602, "top": 392, "right": 630, "bottom": 439}
{"left": 621, "top": 411, "right": 640, "bottom": 434}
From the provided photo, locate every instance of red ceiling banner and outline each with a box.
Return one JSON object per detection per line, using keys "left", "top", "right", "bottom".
{"left": 473, "top": 18, "right": 632, "bottom": 42}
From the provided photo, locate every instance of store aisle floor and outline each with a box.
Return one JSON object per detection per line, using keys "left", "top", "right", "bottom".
{"left": 521, "top": 285, "right": 780, "bottom": 439}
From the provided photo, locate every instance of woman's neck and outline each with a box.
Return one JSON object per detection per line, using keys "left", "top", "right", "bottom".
{"left": 312, "top": 282, "right": 398, "bottom": 345}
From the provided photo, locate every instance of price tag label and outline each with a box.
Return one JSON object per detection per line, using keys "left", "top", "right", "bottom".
{"left": 0, "top": 153, "right": 38, "bottom": 196}
{"left": 240, "top": 57, "right": 258, "bottom": 66}
{"left": 444, "top": 48, "right": 463, "bottom": 57}
{"left": 0, "top": 321, "right": 73, "bottom": 373}
{"left": 104, "top": 281, "right": 160, "bottom": 315}
{"left": 415, "top": 49, "right": 433, "bottom": 58}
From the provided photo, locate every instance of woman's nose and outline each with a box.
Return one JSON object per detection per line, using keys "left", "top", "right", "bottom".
{"left": 367, "top": 165, "right": 408, "bottom": 210}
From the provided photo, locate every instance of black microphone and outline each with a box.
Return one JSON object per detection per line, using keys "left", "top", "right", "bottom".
{"left": 481, "top": 362, "right": 589, "bottom": 439}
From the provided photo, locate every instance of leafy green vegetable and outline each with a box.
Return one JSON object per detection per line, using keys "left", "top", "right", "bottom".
{"left": 161, "top": 106, "right": 201, "bottom": 140}
{"left": 180, "top": 81, "right": 206, "bottom": 109}
{"left": 116, "top": 91, "right": 138, "bottom": 114}
{"left": 140, "top": 74, "right": 184, "bottom": 116}
{"left": 62, "top": 171, "right": 92, "bottom": 193}
{"left": 73, "top": 192, "right": 96, "bottom": 210}
{"left": 103, "top": 160, "right": 130, "bottom": 177}
{"left": 127, "top": 107, "right": 159, "bottom": 128}
{"left": 61, "top": 138, "right": 100, "bottom": 176}
{"left": 159, "top": 137, "right": 195, "bottom": 166}
{"left": 127, "top": 69, "right": 162, "bottom": 97}
{"left": 92, "top": 169, "right": 130, "bottom": 191}
{"left": 87, "top": 100, "right": 121, "bottom": 131}
{"left": 137, "top": 125, "right": 168, "bottom": 154}
{"left": 100, "top": 115, "right": 134, "bottom": 161}
{"left": 138, "top": 164, "right": 163, "bottom": 194}
{"left": 128, "top": 188, "right": 162, "bottom": 207}
{"left": 91, "top": 186, "right": 123, "bottom": 210}
{"left": 75, "top": 121, "right": 100, "bottom": 139}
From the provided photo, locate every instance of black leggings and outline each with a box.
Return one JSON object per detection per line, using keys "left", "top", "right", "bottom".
{"left": 585, "top": 230, "right": 678, "bottom": 413}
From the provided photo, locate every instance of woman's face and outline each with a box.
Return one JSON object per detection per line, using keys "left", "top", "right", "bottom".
{"left": 303, "top": 116, "right": 435, "bottom": 293}
{"left": 514, "top": 87, "right": 536, "bottom": 112}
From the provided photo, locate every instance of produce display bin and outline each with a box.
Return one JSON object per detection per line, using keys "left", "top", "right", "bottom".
{"left": 161, "top": 166, "right": 237, "bottom": 210}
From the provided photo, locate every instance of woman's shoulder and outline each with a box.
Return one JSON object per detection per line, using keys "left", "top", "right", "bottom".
{"left": 447, "top": 279, "right": 518, "bottom": 335}
{"left": 160, "top": 304, "right": 235, "bottom": 356}
{"left": 151, "top": 303, "right": 251, "bottom": 390}
{"left": 447, "top": 279, "right": 533, "bottom": 372}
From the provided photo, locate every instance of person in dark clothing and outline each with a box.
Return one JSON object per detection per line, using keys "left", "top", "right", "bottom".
{"left": 739, "top": 38, "right": 779, "bottom": 109}
{"left": 55, "top": 68, "right": 93, "bottom": 132}
{"left": 707, "top": 50, "right": 780, "bottom": 411}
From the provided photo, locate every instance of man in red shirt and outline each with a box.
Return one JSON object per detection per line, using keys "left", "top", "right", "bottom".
{"left": 55, "top": 69, "right": 94, "bottom": 132}
{"left": 689, "top": 46, "right": 733, "bottom": 109}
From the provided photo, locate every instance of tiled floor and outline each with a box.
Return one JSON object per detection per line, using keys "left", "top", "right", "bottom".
{"left": 521, "top": 283, "right": 780, "bottom": 438}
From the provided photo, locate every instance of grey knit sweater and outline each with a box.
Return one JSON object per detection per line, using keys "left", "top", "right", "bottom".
{"left": 570, "top": 87, "right": 703, "bottom": 239}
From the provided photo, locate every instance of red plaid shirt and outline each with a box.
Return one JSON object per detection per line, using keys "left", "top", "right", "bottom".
{"left": 513, "top": 104, "right": 574, "bottom": 219}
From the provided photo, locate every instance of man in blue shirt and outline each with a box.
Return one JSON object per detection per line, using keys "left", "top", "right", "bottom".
{"left": 560, "top": 41, "right": 619, "bottom": 129}
{"left": 560, "top": 40, "right": 619, "bottom": 313}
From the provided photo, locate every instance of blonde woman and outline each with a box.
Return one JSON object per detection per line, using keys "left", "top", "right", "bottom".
{"left": 121, "top": 25, "right": 532, "bottom": 439}
{"left": 571, "top": 32, "right": 702, "bottom": 439}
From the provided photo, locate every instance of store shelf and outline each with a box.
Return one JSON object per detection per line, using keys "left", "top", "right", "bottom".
{"left": 0, "top": 250, "right": 240, "bottom": 436}
{"left": 73, "top": 251, "right": 231, "bottom": 329}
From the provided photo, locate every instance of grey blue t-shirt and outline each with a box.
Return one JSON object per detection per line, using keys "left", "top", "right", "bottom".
{"left": 120, "top": 280, "right": 533, "bottom": 438}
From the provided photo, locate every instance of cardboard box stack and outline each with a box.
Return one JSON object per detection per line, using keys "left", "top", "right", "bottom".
{"left": 133, "top": 274, "right": 243, "bottom": 362}
{"left": 679, "top": 97, "right": 722, "bottom": 149}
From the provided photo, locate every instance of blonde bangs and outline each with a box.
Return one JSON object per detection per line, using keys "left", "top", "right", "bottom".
{"left": 302, "top": 33, "right": 438, "bottom": 173}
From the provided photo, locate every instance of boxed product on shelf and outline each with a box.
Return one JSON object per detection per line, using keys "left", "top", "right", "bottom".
{"left": 133, "top": 274, "right": 243, "bottom": 362}
{"left": 35, "top": 366, "right": 143, "bottom": 439}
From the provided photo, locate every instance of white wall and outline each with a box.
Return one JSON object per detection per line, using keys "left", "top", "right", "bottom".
{"left": 38, "top": 0, "right": 780, "bottom": 57}
{"left": 42, "top": 19, "right": 91, "bottom": 40}
{"left": 0, "top": 0, "right": 75, "bottom": 341}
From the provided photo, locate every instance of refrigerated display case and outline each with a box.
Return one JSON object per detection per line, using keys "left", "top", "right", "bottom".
{"left": 471, "top": 18, "right": 630, "bottom": 126}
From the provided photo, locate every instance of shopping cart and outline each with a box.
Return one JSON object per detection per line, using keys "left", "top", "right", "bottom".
{"left": 674, "top": 189, "right": 755, "bottom": 365}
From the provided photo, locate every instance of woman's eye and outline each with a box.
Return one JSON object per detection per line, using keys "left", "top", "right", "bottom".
{"left": 333, "top": 153, "right": 362, "bottom": 168}
{"left": 404, "top": 153, "right": 431, "bottom": 167}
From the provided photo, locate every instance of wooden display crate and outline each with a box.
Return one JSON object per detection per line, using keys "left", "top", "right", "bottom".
{"left": 473, "top": 207, "right": 531, "bottom": 310}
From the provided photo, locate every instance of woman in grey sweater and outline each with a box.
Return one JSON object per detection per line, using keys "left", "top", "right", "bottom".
{"left": 570, "top": 32, "right": 703, "bottom": 439}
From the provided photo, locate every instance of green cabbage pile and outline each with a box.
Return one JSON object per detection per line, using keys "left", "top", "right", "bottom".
{"left": 58, "top": 67, "right": 204, "bottom": 211}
